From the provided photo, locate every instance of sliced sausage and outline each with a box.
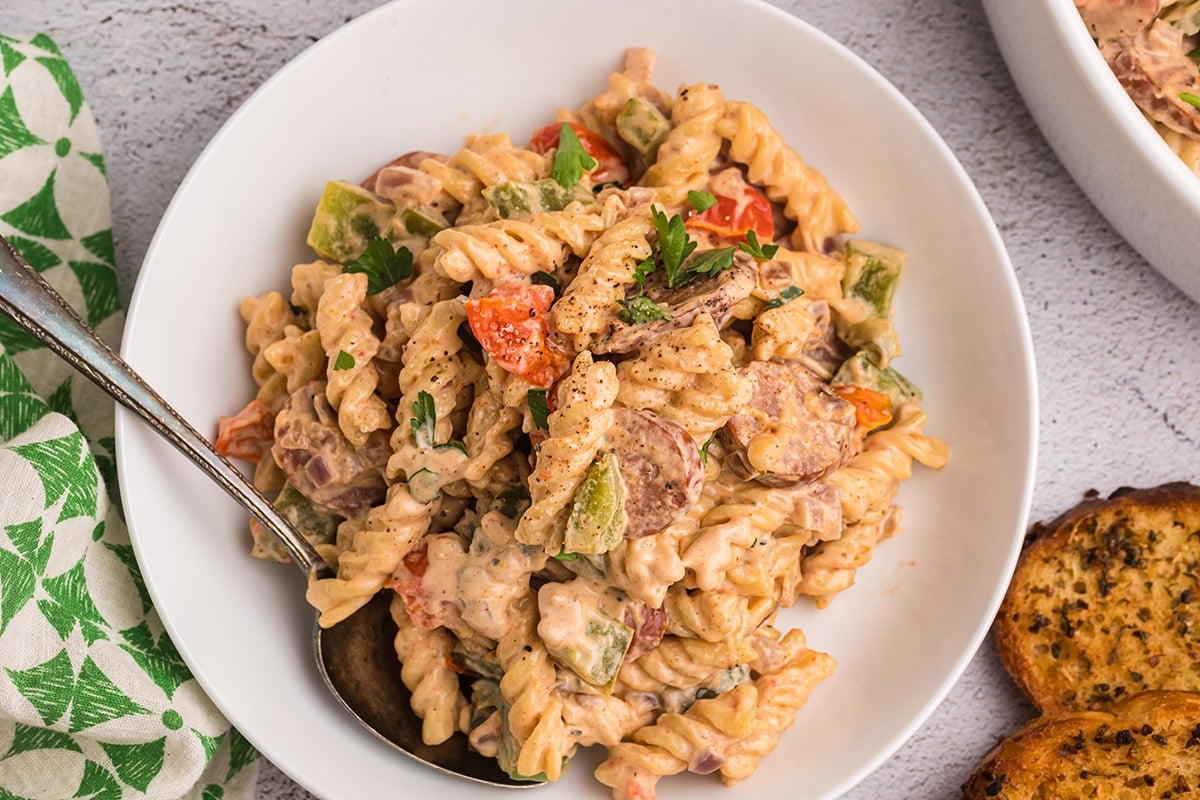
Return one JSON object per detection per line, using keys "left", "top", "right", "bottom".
{"left": 606, "top": 408, "right": 703, "bottom": 538}
{"left": 796, "top": 300, "right": 852, "bottom": 380}
{"left": 1102, "top": 19, "right": 1200, "bottom": 139}
{"left": 592, "top": 249, "right": 757, "bottom": 355}
{"left": 271, "top": 380, "right": 390, "bottom": 514}
{"left": 720, "top": 361, "right": 857, "bottom": 487}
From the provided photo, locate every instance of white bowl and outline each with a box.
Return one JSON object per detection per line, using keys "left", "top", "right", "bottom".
{"left": 117, "top": 0, "right": 1037, "bottom": 797}
{"left": 984, "top": 0, "right": 1200, "bottom": 305}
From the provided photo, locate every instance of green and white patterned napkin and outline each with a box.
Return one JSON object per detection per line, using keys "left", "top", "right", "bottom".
{"left": 0, "top": 33, "right": 258, "bottom": 799}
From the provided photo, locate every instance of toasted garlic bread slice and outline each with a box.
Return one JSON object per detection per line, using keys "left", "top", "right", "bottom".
{"left": 962, "top": 690, "right": 1200, "bottom": 799}
{"left": 996, "top": 482, "right": 1200, "bottom": 713}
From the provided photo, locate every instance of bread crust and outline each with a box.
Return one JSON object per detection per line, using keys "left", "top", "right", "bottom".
{"left": 962, "top": 690, "right": 1200, "bottom": 799}
{"left": 995, "top": 481, "right": 1200, "bottom": 714}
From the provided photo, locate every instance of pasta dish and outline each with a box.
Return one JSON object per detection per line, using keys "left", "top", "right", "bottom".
{"left": 1076, "top": 0, "right": 1200, "bottom": 175}
{"left": 215, "top": 47, "right": 948, "bottom": 798}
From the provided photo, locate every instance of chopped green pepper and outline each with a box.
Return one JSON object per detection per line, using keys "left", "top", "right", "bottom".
{"left": 306, "top": 179, "right": 396, "bottom": 264}
{"left": 563, "top": 451, "right": 626, "bottom": 555}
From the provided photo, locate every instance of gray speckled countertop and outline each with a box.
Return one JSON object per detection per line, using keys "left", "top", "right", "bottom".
{"left": 8, "top": 0, "right": 1200, "bottom": 797}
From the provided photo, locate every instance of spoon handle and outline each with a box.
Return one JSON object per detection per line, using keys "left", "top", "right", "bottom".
{"left": 0, "top": 235, "right": 327, "bottom": 577}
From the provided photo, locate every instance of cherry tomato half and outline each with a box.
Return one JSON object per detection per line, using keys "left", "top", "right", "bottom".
{"left": 686, "top": 184, "right": 775, "bottom": 243}
{"left": 464, "top": 283, "right": 570, "bottom": 388}
{"left": 529, "top": 121, "right": 631, "bottom": 186}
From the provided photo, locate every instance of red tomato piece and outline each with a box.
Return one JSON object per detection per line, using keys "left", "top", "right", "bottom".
{"left": 528, "top": 121, "right": 631, "bottom": 185}
{"left": 686, "top": 184, "right": 775, "bottom": 243}
{"left": 464, "top": 282, "right": 570, "bottom": 388}
{"left": 215, "top": 399, "right": 275, "bottom": 463}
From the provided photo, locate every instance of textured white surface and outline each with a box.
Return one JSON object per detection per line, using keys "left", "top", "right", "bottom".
{"left": 6, "top": 0, "right": 1199, "bottom": 798}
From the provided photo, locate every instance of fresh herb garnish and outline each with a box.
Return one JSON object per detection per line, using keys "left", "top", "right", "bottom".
{"left": 632, "top": 257, "right": 656, "bottom": 287}
{"left": 699, "top": 434, "right": 715, "bottom": 465}
{"left": 649, "top": 205, "right": 699, "bottom": 289}
{"left": 687, "top": 190, "right": 718, "bottom": 213}
{"left": 737, "top": 229, "right": 779, "bottom": 261}
{"left": 411, "top": 390, "right": 467, "bottom": 453}
{"left": 527, "top": 389, "right": 552, "bottom": 430}
{"left": 333, "top": 350, "right": 356, "bottom": 370}
{"left": 553, "top": 546, "right": 578, "bottom": 562}
{"left": 550, "top": 123, "right": 597, "bottom": 187}
{"left": 763, "top": 285, "right": 804, "bottom": 310}
{"left": 1182, "top": 91, "right": 1200, "bottom": 110}
{"left": 345, "top": 236, "right": 413, "bottom": 295}
{"left": 533, "top": 271, "right": 561, "bottom": 296}
{"left": 411, "top": 390, "right": 437, "bottom": 449}
{"left": 683, "top": 247, "right": 736, "bottom": 281}
{"left": 617, "top": 294, "right": 672, "bottom": 324}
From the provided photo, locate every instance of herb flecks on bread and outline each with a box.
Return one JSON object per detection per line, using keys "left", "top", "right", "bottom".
{"left": 996, "top": 482, "right": 1200, "bottom": 714}
{"left": 962, "top": 691, "right": 1200, "bottom": 799}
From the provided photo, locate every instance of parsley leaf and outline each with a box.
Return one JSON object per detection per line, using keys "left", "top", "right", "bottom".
{"left": 345, "top": 236, "right": 413, "bottom": 294}
{"left": 411, "top": 390, "right": 437, "bottom": 449}
{"left": 699, "top": 434, "right": 715, "bottom": 465}
{"left": 763, "top": 285, "right": 804, "bottom": 310}
{"left": 533, "top": 271, "right": 561, "bottom": 296}
{"left": 649, "top": 205, "right": 698, "bottom": 289}
{"left": 553, "top": 546, "right": 578, "bottom": 561}
{"left": 680, "top": 247, "right": 736, "bottom": 283}
{"left": 737, "top": 229, "right": 779, "bottom": 261}
{"left": 617, "top": 295, "right": 672, "bottom": 325}
{"left": 527, "top": 389, "right": 552, "bottom": 430}
{"left": 550, "top": 123, "right": 597, "bottom": 187}
{"left": 632, "top": 258, "right": 656, "bottom": 287}
{"left": 411, "top": 389, "right": 468, "bottom": 453}
{"left": 333, "top": 350, "right": 356, "bottom": 370}
{"left": 687, "top": 190, "right": 718, "bottom": 213}
{"left": 1182, "top": 91, "right": 1200, "bottom": 110}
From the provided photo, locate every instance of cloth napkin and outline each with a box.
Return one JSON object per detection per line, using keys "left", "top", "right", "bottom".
{"left": 0, "top": 33, "right": 258, "bottom": 799}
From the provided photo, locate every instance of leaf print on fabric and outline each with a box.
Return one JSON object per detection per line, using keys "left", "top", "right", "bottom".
{"left": 46, "top": 376, "right": 78, "bottom": 425}
{"left": 79, "top": 151, "right": 105, "bottom": 177}
{"left": 2, "top": 235, "right": 60, "bottom": 271}
{"left": 0, "top": 518, "right": 50, "bottom": 636}
{"left": 0, "top": 549, "right": 35, "bottom": 636}
{"left": 93, "top": 436, "right": 121, "bottom": 513}
{"left": 76, "top": 760, "right": 122, "bottom": 800}
{"left": 0, "top": 168, "right": 71, "bottom": 239}
{"left": 68, "top": 261, "right": 120, "bottom": 326}
{"left": 11, "top": 430, "right": 98, "bottom": 523}
{"left": 0, "top": 317, "right": 42, "bottom": 357}
{"left": 5, "top": 517, "right": 51, "bottom": 570}
{"left": 1, "top": 721, "right": 82, "bottom": 758}
{"left": 42, "top": 556, "right": 109, "bottom": 635}
{"left": 224, "top": 728, "right": 258, "bottom": 781}
{"left": 104, "top": 543, "right": 149, "bottom": 614}
{"left": 0, "top": 85, "right": 44, "bottom": 159}
{"left": 69, "top": 656, "right": 151, "bottom": 732}
{"left": 80, "top": 229, "right": 114, "bottom": 267}
{"left": 6, "top": 648, "right": 72, "bottom": 726}
{"left": 100, "top": 736, "right": 165, "bottom": 793}
{"left": 192, "top": 730, "right": 225, "bottom": 763}
{"left": 0, "top": 357, "right": 50, "bottom": 432}
{"left": 0, "top": 41, "right": 25, "bottom": 76}
{"left": 39, "top": 597, "right": 106, "bottom": 645}
{"left": 119, "top": 621, "right": 192, "bottom": 700}
{"left": 32, "top": 56, "right": 82, "bottom": 125}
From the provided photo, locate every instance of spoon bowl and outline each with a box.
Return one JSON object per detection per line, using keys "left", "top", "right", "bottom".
{"left": 0, "top": 235, "right": 531, "bottom": 789}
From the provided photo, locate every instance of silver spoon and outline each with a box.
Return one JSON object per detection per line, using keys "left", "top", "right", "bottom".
{"left": 0, "top": 235, "right": 534, "bottom": 789}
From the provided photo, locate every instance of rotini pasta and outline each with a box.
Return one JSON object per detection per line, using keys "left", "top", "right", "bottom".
{"left": 216, "top": 48, "right": 947, "bottom": 799}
